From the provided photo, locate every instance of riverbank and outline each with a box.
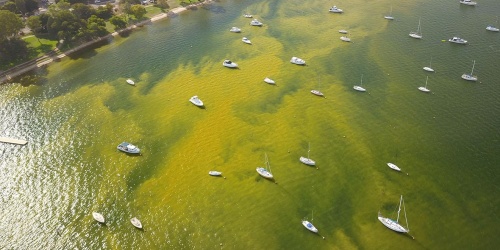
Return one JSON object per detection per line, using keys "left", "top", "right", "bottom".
{"left": 0, "top": 0, "right": 212, "bottom": 85}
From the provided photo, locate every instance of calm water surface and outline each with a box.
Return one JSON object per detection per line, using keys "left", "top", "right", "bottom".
{"left": 1, "top": 0, "right": 499, "bottom": 249}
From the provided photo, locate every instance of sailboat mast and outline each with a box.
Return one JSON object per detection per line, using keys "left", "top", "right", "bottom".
{"left": 429, "top": 57, "right": 432, "bottom": 67}
{"left": 307, "top": 143, "right": 311, "bottom": 159}
{"left": 471, "top": 60, "right": 475, "bottom": 75}
{"left": 425, "top": 76, "right": 429, "bottom": 88}
{"left": 403, "top": 197, "right": 410, "bottom": 232}
{"left": 396, "top": 195, "right": 403, "bottom": 223}
{"left": 361, "top": 74, "right": 364, "bottom": 86}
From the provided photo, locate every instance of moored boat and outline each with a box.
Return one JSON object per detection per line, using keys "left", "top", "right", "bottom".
{"left": 130, "top": 217, "right": 143, "bottom": 229}
{"left": 387, "top": 163, "right": 401, "bottom": 171}
{"left": 126, "top": 79, "right": 135, "bottom": 85}
{"left": 264, "top": 77, "right": 275, "bottom": 84}
{"left": 223, "top": 60, "right": 238, "bottom": 68}
{"left": 448, "top": 37, "right": 467, "bottom": 44}
{"left": 242, "top": 37, "right": 252, "bottom": 44}
{"left": 459, "top": 0, "right": 477, "bottom": 6}
{"left": 329, "top": 6, "right": 343, "bottom": 13}
{"left": 250, "top": 19, "right": 263, "bottom": 26}
{"left": 230, "top": 27, "right": 241, "bottom": 33}
{"left": 486, "top": 25, "right": 499, "bottom": 32}
{"left": 209, "top": 171, "right": 222, "bottom": 176}
{"left": 290, "top": 57, "right": 306, "bottom": 65}
{"left": 92, "top": 212, "right": 105, "bottom": 223}
{"left": 189, "top": 95, "right": 204, "bottom": 107}
{"left": 117, "top": 142, "right": 140, "bottom": 154}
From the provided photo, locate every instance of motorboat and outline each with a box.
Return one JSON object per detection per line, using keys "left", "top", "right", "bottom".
{"left": 117, "top": 142, "right": 140, "bottom": 154}
{"left": 92, "top": 212, "right": 105, "bottom": 223}
{"left": 459, "top": 0, "right": 477, "bottom": 6}
{"left": 387, "top": 163, "right": 401, "bottom": 172}
{"left": 126, "top": 79, "right": 135, "bottom": 85}
{"left": 486, "top": 25, "right": 499, "bottom": 32}
{"left": 242, "top": 37, "right": 252, "bottom": 44}
{"left": 243, "top": 14, "right": 252, "bottom": 18}
{"left": 189, "top": 95, "right": 204, "bottom": 107}
{"left": 302, "top": 220, "right": 318, "bottom": 233}
{"left": 209, "top": 171, "right": 222, "bottom": 176}
{"left": 448, "top": 37, "right": 467, "bottom": 44}
{"left": 290, "top": 57, "right": 306, "bottom": 65}
{"left": 340, "top": 36, "right": 351, "bottom": 42}
{"left": 250, "top": 19, "right": 263, "bottom": 26}
{"left": 264, "top": 77, "right": 276, "bottom": 85}
{"left": 338, "top": 30, "right": 348, "bottom": 34}
{"left": 230, "top": 27, "right": 241, "bottom": 33}
{"left": 418, "top": 76, "right": 431, "bottom": 93}
{"left": 329, "top": 6, "right": 343, "bottom": 13}
{"left": 223, "top": 60, "right": 238, "bottom": 68}
{"left": 130, "top": 217, "right": 143, "bottom": 229}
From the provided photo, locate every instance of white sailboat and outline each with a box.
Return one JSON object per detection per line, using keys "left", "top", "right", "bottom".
{"left": 409, "top": 18, "right": 422, "bottom": 39}
{"left": 256, "top": 153, "right": 274, "bottom": 179}
{"left": 423, "top": 57, "right": 434, "bottom": 72}
{"left": 299, "top": 143, "right": 316, "bottom": 166}
{"left": 302, "top": 210, "right": 319, "bottom": 234}
{"left": 387, "top": 162, "right": 401, "bottom": 172}
{"left": 353, "top": 74, "right": 366, "bottom": 92}
{"left": 378, "top": 195, "right": 412, "bottom": 238}
{"left": 418, "top": 76, "right": 431, "bottom": 93}
{"left": 384, "top": 6, "right": 394, "bottom": 20}
{"left": 461, "top": 60, "right": 478, "bottom": 81}
{"left": 311, "top": 77, "right": 324, "bottom": 97}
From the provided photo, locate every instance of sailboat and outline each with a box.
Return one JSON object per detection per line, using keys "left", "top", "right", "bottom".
{"left": 384, "top": 6, "right": 394, "bottom": 20}
{"left": 353, "top": 74, "right": 366, "bottom": 92}
{"left": 423, "top": 57, "right": 434, "bottom": 72}
{"left": 418, "top": 76, "right": 431, "bottom": 93}
{"left": 302, "top": 210, "right": 319, "bottom": 234}
{"left": 461, "top": 60, "right": 478, "bottom": 81}
{"left": 409, "top": 18, "right": 422, "bottom": 39}
{"left": 256, "top": 153, "right": 274, "bottom": 179}
{"left": 378, "top": 195, "right": 412, "bottom": 237}
{"left": 311, "top": 77, "right": 324, "bottom": 97}
{"left": 486, "top": 16, "right": 500, "bottom": 32}
{"left": 299, "top": 143, "right": 316, "bottom": 166}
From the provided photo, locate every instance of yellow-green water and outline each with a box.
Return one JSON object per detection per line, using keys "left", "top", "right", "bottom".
{"left": 1, "top": 0, "right": 499, "bottom": 248}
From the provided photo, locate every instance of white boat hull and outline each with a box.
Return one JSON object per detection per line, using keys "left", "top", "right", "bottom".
{"left": 302, "top": 220, "right": 318, "bottom": 233}
{"left": 126, "top": 79, "right": 135, "bottom": 85}
{"left": 340, "top": 36, "right": 351, "bottom": 42}
{"left": 387, "top": 163, "right": 401, "bottom": 171}
{"left": 242, "top": 37, "right": 252, "bottom": 44}
{"left": 353, "top": 86, "right": 366, "bottom": 92}
{"left": 290, "top": 57, "right": 306, "bottom": 65}
{"left": 92, "top": 212, "right": 105, "bottom": 223}
{"left": 423, "top": 67, "right": 434, "bottom": 72}
{"left": 223, "top": 60, "right": 238, "bottom": 68}
{"left": 418, "top": 87, "right": 430, "bottom": 93}
{"left": 486, "top": 26, "right": 499, "bottom": 32}
{"left": 264, "top": 78, "right": 276, "bottom": 84}
{"left": 209, "top": 171, "right": 222, "bottom": 176}
{"left": 409, "top": 33, "right": 422, "bottom": 39}
{"left": 190, "top": 96, "right": 204, "bottom": 107}
{"left": 311, "top": 90, "right": 324, "bottom": 96}
{"left": 131, "top": 217, "right": 143, "bottom": 229}
{"left": 256, "top": 167, "right": 273, "bottom": 179}
{"left": 378, "top": 216, "right": 409, "bottom": 233}
{"left": 299, "top": 157, "right": 316, "bottom": 166}
{"left": 461, "top": 74, "right": 477, "bottom": 81}
{"left": 384, "top": 16, "right": 394, "bottom": 20}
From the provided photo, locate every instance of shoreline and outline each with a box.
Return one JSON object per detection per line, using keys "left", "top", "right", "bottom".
{"left": 0, "top": 0, "right": 212, "bottom": 85}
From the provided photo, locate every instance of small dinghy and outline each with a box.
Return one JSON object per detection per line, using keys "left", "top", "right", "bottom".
{"left": 126, "top": 79, "right": 135, "bottom": 85}
{"left": 209, "top": 171, "right": 222, "bottom": 176}
{"left": 92, "top": 212, "right": 105, "bottom": 223}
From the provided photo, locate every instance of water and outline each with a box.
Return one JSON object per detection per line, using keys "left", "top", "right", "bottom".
{"left": 1, "top": 0, "right": 499, "bottom": 248}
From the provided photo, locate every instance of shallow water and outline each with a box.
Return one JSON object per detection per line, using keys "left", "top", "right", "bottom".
{"left": 1, "top": 0, "right": 499, "bottom": 249}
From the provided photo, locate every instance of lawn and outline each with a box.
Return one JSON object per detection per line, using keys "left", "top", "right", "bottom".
{"left": 23, "top": 35, "right": 59, "bottom": 58}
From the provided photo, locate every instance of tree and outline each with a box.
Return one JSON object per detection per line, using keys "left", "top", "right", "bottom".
{"left": 26, "top": 15, "right": 43, "bottom": 44}
{"left": 47, "top": 10, "right": 83, "bottom": 42}
{"left": 72, "top": 3, "right": 96, "bottom": 20}
{"left": 129, "top": 4, "right": 146, "bottom": 19}
{"left": 157, "top": 0, "right": 169, "bottom": 9}
{"left": 15, "top": 0, "right": 27, "bottom": 14}
{"left": 1, "top": 2, "right": 18, "bottom": 13}
{"left": 0, "top": 10, "right": 23, "bottom": 40}
{"left": 109, "top": 15, "right": 127, "bottom": 30}
{"left": 95, "top": 3, "right": 114, "bottom": 20}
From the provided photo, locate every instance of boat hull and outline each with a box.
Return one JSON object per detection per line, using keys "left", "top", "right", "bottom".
{"left": 209, "top": 171, "right": 222, "bottom": 176}
{"left": 378, "top": 216, "right": 409, "bottom": 233}
{"left": 264, "top": 78, "right": 276, "bottom": 84}
{"left": 418, "top": 87, "right": 430, "bottom": 93}
{"left": 311, "top": 90, "right": 324, "bottom": 96}
{"left": 131, "top": 218, "right": 143, "bottom": 229}
{"left": 353, "top": 86, "right": 366, "bottom": 92}
{"left": 387, "top": 163, "right": 401, "bottom": 171}
{"left": 256, "top": 167, "right": 273, "bottom": 179}
{"left": 302, "top": 221, "right": 318, "bottom": 233}
{"left": 461, "top": 74, "right": 477, "bottom": 81}
{"left": 117, "top": 142, "right": 140, "bottom": 154}
{"left": 423, "top": 67, "right": 434, "bottom": 72}
{"left": 92, "top": 212, "right": 105, "bottom": 223}
{"left": 299, "top": 157, "right": 316, "bottom": 166}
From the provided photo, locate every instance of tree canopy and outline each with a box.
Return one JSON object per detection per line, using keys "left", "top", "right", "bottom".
{"left": 0, "top": 10, "right": 23, "bottom": 40}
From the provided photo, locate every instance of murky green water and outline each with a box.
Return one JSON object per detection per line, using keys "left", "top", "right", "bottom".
{"left": 1, "top": 0, "right": 499, "bottom": 249}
